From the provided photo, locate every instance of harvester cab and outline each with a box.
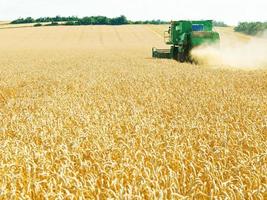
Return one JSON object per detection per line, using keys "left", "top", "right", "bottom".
{"left": 152, "top": 20, "right": 220, "bottom": 62}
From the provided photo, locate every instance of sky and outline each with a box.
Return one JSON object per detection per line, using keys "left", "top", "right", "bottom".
{"left": 0, "top": 0, "right": 266, "bottom": 25}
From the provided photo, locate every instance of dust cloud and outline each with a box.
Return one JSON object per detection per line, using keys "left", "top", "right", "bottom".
{"left": 191, "top": 30, "right": 267, "bottom": 69}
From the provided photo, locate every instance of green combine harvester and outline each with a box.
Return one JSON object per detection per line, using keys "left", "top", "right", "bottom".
{"left": 152, "top": 20, "right": 220, "bottom": 62}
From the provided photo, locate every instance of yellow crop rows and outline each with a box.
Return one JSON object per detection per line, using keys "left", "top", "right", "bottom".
{"left": 0, "top": 25, "right": 266, "bottom": 199}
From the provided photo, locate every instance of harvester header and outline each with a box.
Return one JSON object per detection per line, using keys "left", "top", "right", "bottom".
{"left": 152, "top": 20, "right": 220, "bottom": 62}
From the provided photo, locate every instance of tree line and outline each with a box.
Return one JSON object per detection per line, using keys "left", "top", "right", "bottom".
{"left": 234, "top": 22, "right": 267, "bottom": 35}
{"left": 212, "top": 21, "right": 228, "bottom": 27}
{"left": 11, "top": 16, "right": 168, "bottom": 25}
{"left": 11, "top": 16, "right": 230, "bottom": 28}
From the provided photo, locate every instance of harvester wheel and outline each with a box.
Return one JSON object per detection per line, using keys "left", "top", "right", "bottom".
{"left": 177, "top": 52, "right": 186, "bottom": 63}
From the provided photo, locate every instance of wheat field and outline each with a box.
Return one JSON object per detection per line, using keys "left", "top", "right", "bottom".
{"left": 0, "top": 25, "right": 266, "bottom": 199}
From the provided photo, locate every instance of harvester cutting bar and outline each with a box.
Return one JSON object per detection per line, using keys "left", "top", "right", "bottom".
{"left": 152, "top": 47, "right": 171, "bottom": 59}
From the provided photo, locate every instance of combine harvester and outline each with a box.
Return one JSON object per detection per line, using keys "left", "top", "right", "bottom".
{"left": 152, "top": 20, "right": 220, "bottom": 62}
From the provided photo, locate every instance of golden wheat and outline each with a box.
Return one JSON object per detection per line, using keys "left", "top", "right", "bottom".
{"left": 0, "top": 25, "right": 266, "bottom": 199}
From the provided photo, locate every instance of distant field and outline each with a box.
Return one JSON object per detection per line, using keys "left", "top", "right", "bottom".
{"left": 215, "top": 27, "right": 250, "bottom": 40}
{"left": 0, "top": 21, "right": 9, "bottom": 24}
{"left": 0, "top": 22, "right": 34, "bottom": 29}
{"left": 0, "top": 22, "right": 56, "bottom": 29}
{"left": 0, "top": 25, "right": 266, "bottom": 199}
